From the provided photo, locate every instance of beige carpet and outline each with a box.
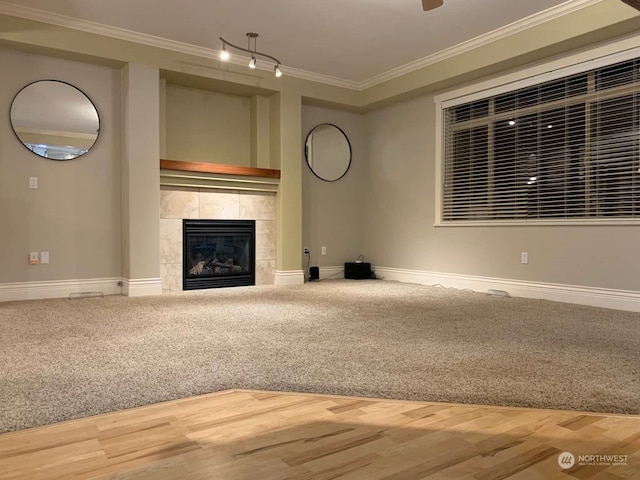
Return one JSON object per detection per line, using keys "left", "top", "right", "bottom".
{"left": 1, "top": 280, "right": 638, "bottom": 433}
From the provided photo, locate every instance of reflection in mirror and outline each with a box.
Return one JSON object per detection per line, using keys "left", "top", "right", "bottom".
{"left": 305, "top": 123, "right": 351, "bottom": 181}
{"left": 10, "top": 80, "right": 100, "bottom": 161}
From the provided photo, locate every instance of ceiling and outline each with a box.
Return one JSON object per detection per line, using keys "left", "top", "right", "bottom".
{"left": 0, "top": 0, "right": 585, "bottom": 84}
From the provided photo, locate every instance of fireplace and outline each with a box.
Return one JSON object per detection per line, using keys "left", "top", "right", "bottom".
{"left": 183, "top": 219, "right": 255, "bottom": 290}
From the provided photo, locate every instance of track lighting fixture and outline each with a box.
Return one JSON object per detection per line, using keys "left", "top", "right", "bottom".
{"left": 219, "top": 32, "right": 283, "bottom": 77}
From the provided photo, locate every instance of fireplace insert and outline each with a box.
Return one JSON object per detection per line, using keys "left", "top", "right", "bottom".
{"left": 183, "top": 219, "right": 255, "bottom": 290}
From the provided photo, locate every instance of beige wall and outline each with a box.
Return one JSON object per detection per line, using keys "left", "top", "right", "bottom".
{"left": 272, "top": 91, "right": 303, "bottom": 276}
{"left": 121, "top": 63, "right": 161, "bottom": 286}
{"left": 302, "top": 105, "right": 366, "bottom": 268}
{"left": 164, "top": 84, "right": 251, "bottom": 165}
{"left": 0, "top": 48, "right": 121, "bottom": 283}
{"left": 362, "top": 89, "right": 640, "bottom": 291}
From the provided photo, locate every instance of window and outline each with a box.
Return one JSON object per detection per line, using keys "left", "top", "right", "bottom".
{"left": 441, "top": 56, "right": 640, "bottom": 223}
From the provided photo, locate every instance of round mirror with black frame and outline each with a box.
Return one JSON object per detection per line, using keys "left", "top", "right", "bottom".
{"left": 10, "top": 80, "right": 100, "bottom": 161}
{"left": 305, "top": 123, "right": 351, "bottom": 182}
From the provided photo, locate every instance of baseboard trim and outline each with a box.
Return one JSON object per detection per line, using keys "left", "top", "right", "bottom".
{"left": 0, "top": 277, "right": 122, "bottom": 302}
{"left": 122, "top": 278, "right": 163, "bottom": 297}
{"left": 374, "top": 267, "right": 640, "bottom": 312}
{"left": 274, "top": 270, "right": 305, "bottom": 286}
{"left": 318, "top": 266, "right": 344, "bottom": 280}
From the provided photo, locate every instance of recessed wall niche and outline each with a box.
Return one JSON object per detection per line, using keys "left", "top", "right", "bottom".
{"left": 164, "top": 84, "right": 250, "bottom": 165}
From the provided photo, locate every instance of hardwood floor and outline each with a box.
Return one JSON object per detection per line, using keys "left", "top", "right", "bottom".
{"left": 0, "top": 390, "right": 638, "bottom": 480}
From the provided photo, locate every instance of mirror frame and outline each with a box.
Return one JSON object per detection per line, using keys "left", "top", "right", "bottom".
{"left": 10, "top": 79, "right": 100, "bottom": 161}
{"left": 304, "top": 123, "right": 352, "bottom": 182}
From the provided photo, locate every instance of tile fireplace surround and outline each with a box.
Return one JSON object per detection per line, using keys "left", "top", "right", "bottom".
{"left": 160, "top": 187, "right": 276, "bottom": 293}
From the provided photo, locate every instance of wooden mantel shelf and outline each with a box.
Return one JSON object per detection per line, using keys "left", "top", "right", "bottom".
{"left": 160, "top": 159, "right": 280, "bottom": 193}
{"left": 160, "top": 159, "right": 280, "bottom": 179}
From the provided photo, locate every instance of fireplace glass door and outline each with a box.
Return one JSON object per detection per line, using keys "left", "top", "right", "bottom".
{"left": 183, "top": 220, "right": 255, "bottom": 290}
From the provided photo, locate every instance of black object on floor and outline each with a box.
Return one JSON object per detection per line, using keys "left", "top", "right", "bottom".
{"left": 344, "top": 262, "right": 372, "bottom": 279}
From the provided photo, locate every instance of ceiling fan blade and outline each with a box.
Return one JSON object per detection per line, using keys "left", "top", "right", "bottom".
{"left": 621, "top": 0, "right": 640, "bottom": 11}
{"left": 422, "top": 0, "right": 443, "bottom": 11}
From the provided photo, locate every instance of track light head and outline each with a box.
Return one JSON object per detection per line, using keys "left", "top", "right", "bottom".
{"left": 274, "top": 64, "right": 283, "bottom": 78}
{"left": 249, "top": 56, "right": 256, "bottom": 69}
{"left": 219, "top": 44, "right": 229, "bottom": 61}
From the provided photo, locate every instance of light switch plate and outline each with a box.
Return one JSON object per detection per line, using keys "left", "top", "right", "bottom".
{"left": 29, "top": 177, "right": 38, "bottom": 189}
{"left": 29, "top": 252, "right": 39, "bottom": 265}
{"left": 40, "top": 251, "right": 49, "bottom": 264}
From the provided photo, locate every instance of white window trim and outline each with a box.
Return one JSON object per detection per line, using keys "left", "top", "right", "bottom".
{"left": 434, "top": 34, "right": 640, "bottom": 226}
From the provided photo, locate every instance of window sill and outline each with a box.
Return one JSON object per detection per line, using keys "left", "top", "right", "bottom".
{"left": 434, "top": 219, "right": 640, "bottom": 227}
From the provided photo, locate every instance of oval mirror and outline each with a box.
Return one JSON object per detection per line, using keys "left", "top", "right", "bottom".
{"left": 305, "top": 123, "right": 351, "bottom": 181}
{"left": 10, "top": 80, "right": 100, "bottom": 161}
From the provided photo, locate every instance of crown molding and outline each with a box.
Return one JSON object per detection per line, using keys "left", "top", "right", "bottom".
{"left": 0, "top": 1, "right": 207, "bottom": 56}
{"left": 276, "top": 65, "right": 361, "bottom": 90}
{"left": 217, "top": 50, "right": 358, "bottom": 88}
{"left": 359, "top": 0, "right": 604, "bottom": 90}
{"left": 0, "top": 0, "right": 603, "bottom": 92}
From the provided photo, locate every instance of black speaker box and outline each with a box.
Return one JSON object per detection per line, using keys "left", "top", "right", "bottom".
{"left": 344, "top": 262, "right": 372, "bottom": 280}
{"left": 309, "top": 266, "right": 319, "bottom": 280}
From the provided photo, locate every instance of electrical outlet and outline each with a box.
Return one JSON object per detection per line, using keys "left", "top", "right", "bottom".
{"left": 321, "top": 246, "right": 327, "bottom": 255}
{"left": 29, "top": 252, "right": 39, "bottom": 265}
{"left": 521, "top": 252, "right": 528, "bottom": 264}
{"left": 40, "top": 251, "right": 49, "bottom": 264}
{"left": 303, "top": 247, "right": 309, "bottom": 255}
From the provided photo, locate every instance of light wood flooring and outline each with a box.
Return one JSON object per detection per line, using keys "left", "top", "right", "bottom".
{"left": 1, "top": 389, "right": 639, "bottom": 480}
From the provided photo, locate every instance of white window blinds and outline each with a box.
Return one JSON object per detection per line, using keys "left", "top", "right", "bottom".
{"left": 442, "top": 57, "right": 640, "bottom": 222}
